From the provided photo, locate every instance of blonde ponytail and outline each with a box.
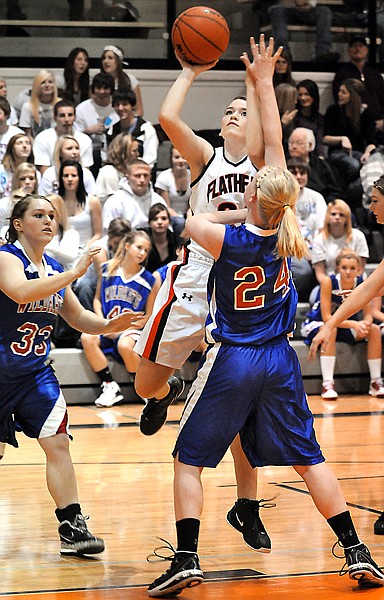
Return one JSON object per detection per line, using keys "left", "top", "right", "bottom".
{"left": 256, "top": 166, "right": 308, "bottom": 260}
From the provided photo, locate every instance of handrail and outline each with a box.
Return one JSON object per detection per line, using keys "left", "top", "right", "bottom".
{"left": 0, "top": 19, "right": 165, "bottom": 28}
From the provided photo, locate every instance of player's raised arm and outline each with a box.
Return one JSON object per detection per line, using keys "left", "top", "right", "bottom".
{"left": 158, "top": 57, "right": 215, "bottom": 179}
{"left": 241, "top": 35, "right": 285, "bottom": 168}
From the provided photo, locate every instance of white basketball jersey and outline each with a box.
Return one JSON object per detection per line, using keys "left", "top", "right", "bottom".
{"left": 189, "top": 146, "right": 256, "bottom": 258}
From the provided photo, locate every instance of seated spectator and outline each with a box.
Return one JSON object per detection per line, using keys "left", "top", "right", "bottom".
{"left": 33, "top": 99, "right": 93, "bottom": 174}
{"left": 44, "top": 193, "right": 81, "bottom": 270}
{"left": 323, "top": 78, "right": 376, "bottom": 188}
{"left": 143, "top": 203, "right": 179, "bottom": 273}
{"left": 293, "top": 79, "right": 325, "bottom": 157}
{"left": 58, "top": 159, "right": 102, "bottom": 248}
{"left": 96, "top": 133, "right": 139, "bottom": 205}
{"left": 74, "top": 216, "right": 132, "bottom": 311}
{"left": 100, "top": 45, "right": 144, "bottom": 116}
{"left": 0, "top": 77, "right": 18, "bottom": 125}
{"left": 273, "top": 49, "right": 295, "bottom": 88}
{"left": 301, "top": 249, "right": 384, "bottom": 399}
{"left": 275, "top": 83, "right": 298, "bottom": 153}
{"left": 311, "top": 199, "right": 369, "bottom": 286}
{"left": 287, "top": 157, "right": 326, "bottom": 300}
{"left": 102, "top": 158, "right": 166, "bottom": 231}
{"left": 154, "top": 146, "right": 191, "bottom": 239}
{"left": 19, "top": 70, "right": 59, "bottom": 138}
{"left": 74, "top": 72, "right": 119, "bottom": 177}
{"left": 267, "top": 1, "right": 339, "bottom": 63}
{"left": 288, "top": 127, "right": 343, "bottom": 202}
{"left": 107, "top": 90, "right": 158, "bottom": 170}
{"left": 0, "top": 98, "right": 22, "bottom": 160}
{"left": 39, "top": 135, "right": 96, "bottom": 196}
{"left": 0, "top": 133, "right": 34, "bottom": 197}
{"left": 0, "top": 162, "right": 39, "bottom": 232}
{"left": 332, "top": 36, "right": 384, "bottom": 141}
{"left": 55, "top": 47, "right": 90, "bottom": 107}
{"left": 81, "top": 229, "right": 159, "bottom": 407}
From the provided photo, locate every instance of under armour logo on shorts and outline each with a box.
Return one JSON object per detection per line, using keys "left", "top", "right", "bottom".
{"left": 182, "top": 293, "right": 193, "bottom": 302}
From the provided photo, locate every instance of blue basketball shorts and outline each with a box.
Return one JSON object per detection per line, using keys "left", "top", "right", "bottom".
{"left": 174, "top": 337, "right": 325, "bottom": 468}
{"left": 0, "top": 365, "right": 70, "bottom": 447}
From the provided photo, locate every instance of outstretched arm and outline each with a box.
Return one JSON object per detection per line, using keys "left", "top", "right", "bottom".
{"left": 60, "top": 286, "right": 144, "bottom": 334}
{"left": 241, "top": 35, "right": 285, "bottom": 168}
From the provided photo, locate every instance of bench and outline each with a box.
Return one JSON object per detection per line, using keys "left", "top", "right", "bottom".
{"left": 0, "top": 19, "right": 166, "bottom": 39}
{"left": 50, "top": 335, "right": 375, "bottom": 405}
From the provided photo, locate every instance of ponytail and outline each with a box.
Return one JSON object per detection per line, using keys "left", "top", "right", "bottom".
{"left": 255, "top": 166, "right": 308, "bottom": 260}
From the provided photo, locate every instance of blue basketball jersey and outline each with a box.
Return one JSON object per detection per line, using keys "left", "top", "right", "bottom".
{"left": 0, "top": 241, "right": 65, "bottom": 381}
{"left": 100, "top": 264, "right": 156, "bottom": 319}
{"left": 205, "top": 224, "right": 298, "bottom": 345}
{"left": 304, "top": 273, "right": 364, "bottom": 324}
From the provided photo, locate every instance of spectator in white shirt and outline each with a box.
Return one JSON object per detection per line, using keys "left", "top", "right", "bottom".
{"left": 74, "top": 72, "right": 119, "bottom": 177}
{"left": 107, "top": 90, "right": 158, "bottom": 169}
{"left": 96, "top": 132, "right": 139, "bottom": 205}
{"left": 0, "top": 133, "right": 34, "bottom": 198}
{"left": 311, "top": 199, "right": 369, "bottom": 285}
{"left": 102, "top": 158, "right": 166, "bottom": 231}
{"left": 44, "top": 193, "right": 81, "bottom": 270}
{"left": 0, "top": 98, "right": 23, "bottom": 162}
{"left": 287, "top": 157, "right": 327, "bottom": 300}
{"left": 33, "top": 99, "right": 93, "bottom": 174}
{"left": 0, "top": 162, "right": 39, "bottom": 232}
{"left": 19, "top": 70, "right": 59, "bottom": 139}
{"left": 0, "top": 80, "right": 18, "bottom": 125}
{"left": 39, "top": 134, "right": 96, "bottom": 197}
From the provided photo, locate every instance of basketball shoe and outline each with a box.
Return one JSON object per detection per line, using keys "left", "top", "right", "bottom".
{"left": 227, "top": 498, "right": 272, "bottom": 552}
{"left": 334, "top": 541, "right": 384, "bottom": 587}
{"left": 147, "top": 539, "right": 203, "bottom": 597}
{"left": 369, "top": 379, "right": 384, "bottom": 398}
{"left": 140, "top": 376, "right": 184, "bottom": 435}
{"left": 95, "top": 381, "right": 124, "bottom": 407}
{"left": 321, "top": 380, "right": 338, "bottom": 400}
{"left": 58, "top": 514, "right": 105, "bottom": 556}
{"left": 374, "top": 512, "right": 384, "bottom": 535}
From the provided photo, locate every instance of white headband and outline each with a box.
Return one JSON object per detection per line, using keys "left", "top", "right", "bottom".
{"left": 103, "top": 45, "right": 124, "bottom": 61}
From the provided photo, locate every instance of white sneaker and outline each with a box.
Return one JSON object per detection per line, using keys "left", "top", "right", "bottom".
{"left": 95, "top": 381, "right": 124, "bottom": 407}
{"left": 0, "top": 442, "right": 5, "bottom": 460}
{"left": 369, "top": 379, "right": 384, "bottom": 398}
{"left": 321, "top": 380, "right": 338, "bottom": 400}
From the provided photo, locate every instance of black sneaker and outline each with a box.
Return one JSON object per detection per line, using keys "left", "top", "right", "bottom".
{"left": 147, "top": 539, "right": 203, "bottom": 597}
{"left": 374, "top": 512, "right": 384, "bottom": 535}
{"left": 140, "top": 376, "right": 184, "bottom": 436}
{"left": 227, "top": 498, "right": 272, "bottom": 553}
{"left": 334, "top": 541, "right": 384, "bottom": 587}
{"left": 58, "top": 514, "right": 105, "bottom": 556}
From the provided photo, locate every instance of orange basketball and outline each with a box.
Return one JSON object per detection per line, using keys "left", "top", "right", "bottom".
{"left": 171, "top": 6, "right": 230, "bottom": 65}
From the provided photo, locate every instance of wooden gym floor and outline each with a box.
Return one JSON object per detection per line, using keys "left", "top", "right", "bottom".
{"left": 1, "top": 393, "right": 384, "bottom": 599}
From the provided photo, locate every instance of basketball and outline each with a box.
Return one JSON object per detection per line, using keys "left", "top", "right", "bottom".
{"left": 171, "top": 6, "right": 230, "bottom": 65}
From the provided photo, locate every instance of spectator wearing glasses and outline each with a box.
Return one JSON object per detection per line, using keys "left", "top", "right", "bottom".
{"left": 287, "top": 127, "right": 343, "bottom": 202}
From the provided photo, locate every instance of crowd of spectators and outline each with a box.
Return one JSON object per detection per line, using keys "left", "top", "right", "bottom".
{"left": 1, "top": 30, "right": 384, "bottom": 360}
